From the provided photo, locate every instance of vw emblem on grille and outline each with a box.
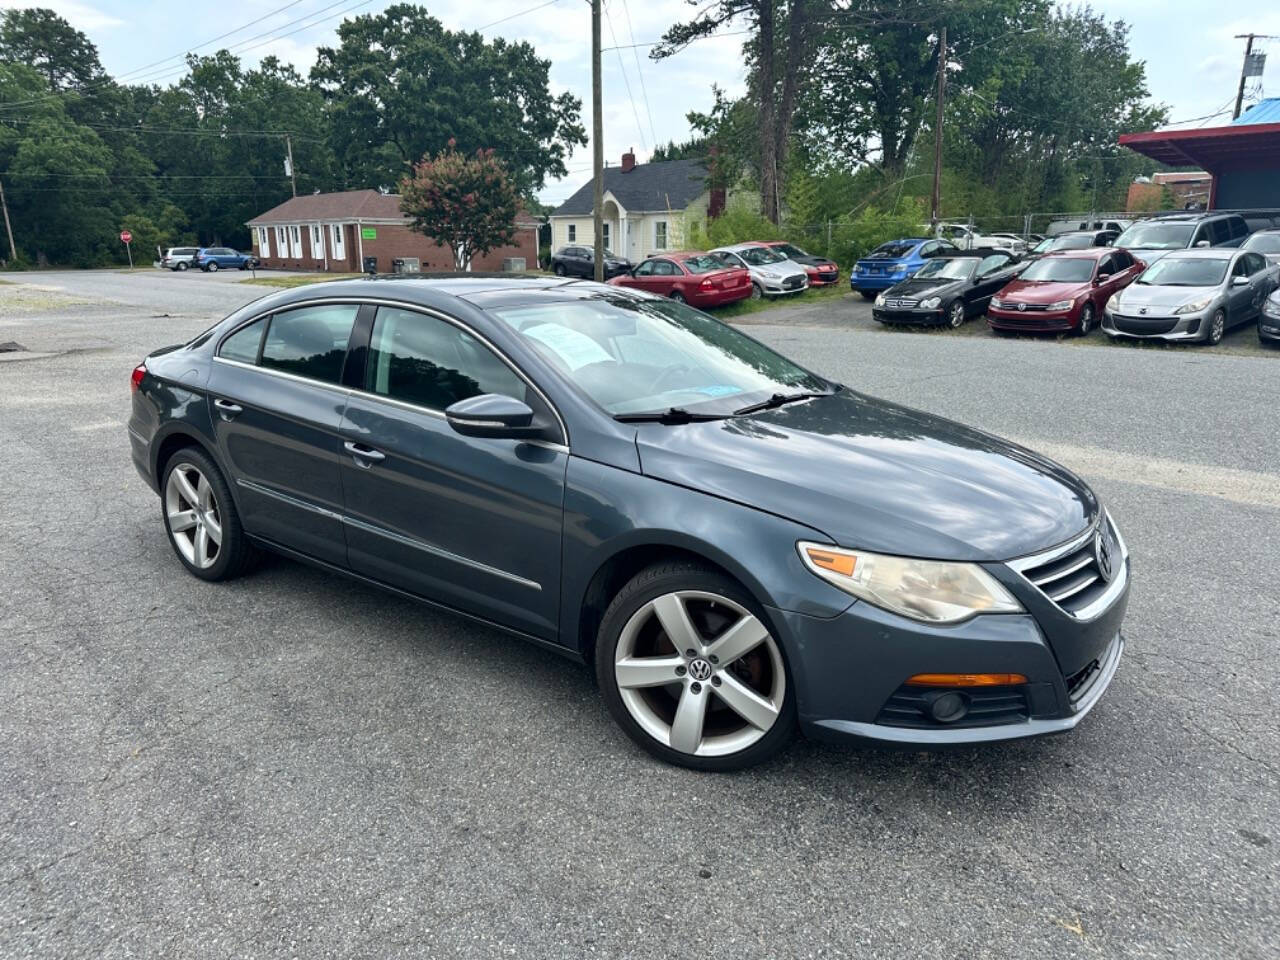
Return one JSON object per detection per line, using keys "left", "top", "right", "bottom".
{"left": 1017, "top": 302, "right": 1026, "bottom": 312}
{"left": 1094, "top": 530, "right": 1114, "bottom": 583}
{"left": 688, "top": 658, "right": 713, "bottom": 681}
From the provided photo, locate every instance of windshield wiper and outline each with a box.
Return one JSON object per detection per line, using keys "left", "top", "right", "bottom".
{"left": 614, "top": 407, "right": 727, "bottom": 424}
{"left": 732, "top": 391, "right": 828, "bottom": 416}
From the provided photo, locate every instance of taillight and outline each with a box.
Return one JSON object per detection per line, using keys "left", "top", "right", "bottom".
{"left": 131, "top": 364, "right": 146, "bottom": 393}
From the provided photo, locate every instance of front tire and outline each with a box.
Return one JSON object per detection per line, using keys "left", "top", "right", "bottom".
{"left": 161, "top": 447, "right": 255, "bottom": 582}
{"left": 750, "top": 282, "right": 764, "bottom": 301}
{"left": 1206, "top": 308, "right": 1225, "bottom": 345}
{"left": 595, "top": 563, "right": 796, "bottom": 771}
{"left": 946, "top": 300, "right": 966, "bottom": 328}
{"left": 553, "top": 263, "right": 566, "bottom": 277}
{"left": 1077, "top": 302, "right": 1096, "bottom": 336}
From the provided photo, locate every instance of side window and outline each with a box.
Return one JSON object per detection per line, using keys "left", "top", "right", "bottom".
{"left": 567, "top": 224, "right": 576, "bottom": 243}
{"left": 366, "top": 307, "right": 525, "bottom": 412}
{"left": 977, "top": 254, "right": 1007, "bottom": 275}
{"left": 633, "top": 260, "right": 655, "bottom": 276}
{"left": 219, "top": 317, "right": 266, "bottom": 364}
{"left": 654, "top": 221, "right": 668, "bottom": 249}
{"left": 1208, "top": 220, "right": 1231, "bottom": 245}
{"left": 1113, "top": 250, "right": 1132, "bottom": 270}
{"left": 1230, "top": 217, "right": 1248, "bottom": 240}
{"left": 1249, "top": 252, "right": 1268, "bottom": 274}
{"left": 919, "top": 241, "right": 938, "bottom": 257}
{"left": 1097, "top": 254, "right": 1117, "bottom": 276}
{"left": 653, "top": 260, "right": 677, "bottom": 276}
{"left": 1231, "top": 256, "right": 1251, "bottom": 278}
{"left": 260, "top": 304, "right": 358, "bottom": 384}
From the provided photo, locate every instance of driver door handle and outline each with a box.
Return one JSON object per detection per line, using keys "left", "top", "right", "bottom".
{"left": 344, "top": 441, "right": 386, "bottom": 465}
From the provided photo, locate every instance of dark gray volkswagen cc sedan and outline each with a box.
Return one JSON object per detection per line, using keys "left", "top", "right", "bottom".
{"left": 129, "top": 277, "right": 1129, "bottom": 770}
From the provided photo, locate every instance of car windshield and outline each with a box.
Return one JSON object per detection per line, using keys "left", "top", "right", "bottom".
{"left": 1243, "top": 233, "right": 1280, "bottom": 254}
{"left": 774, "top": 243, "right": 809, "bottom": 258}
{"left": 1031, "top": 237, "right": 1055, "bottom": 254}
{"left": 1136, "top": 258, "right": 1228, "bottom": 287}
{"left": 914, "top": 258, "right": 976, "bottom": 280}
{"left": 1048, "top": 234, "right": 1093, "bottom": 251}
{"left": 682, "top": 255, "right": 727, "bottom": 274}
{"left": 1018, "top": 258, "right": 1095, "bottom": 283}
{"left": 866, "top": 241, "right": 917, "bottom": 260}
{"left": 1115, "top": 222, "right": 1194, "bottom": 250}
{"left": 736, "top": 246, "right": 786, "bottom": 266}
{"left": 489, "top": 295, "right": 830, "bottom": 417}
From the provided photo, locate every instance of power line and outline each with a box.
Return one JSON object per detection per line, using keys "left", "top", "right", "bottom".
{"left": 602, "top": 29, "right": 750, "bottom": 51}
{"left": 617, "top": 0, "right": 658, "bottom": 148}
{"left": 476, "top": 0, "right": 562, "bottom": 31}
{"left": 602, "top": 1, "right": 648, "bottom": 151}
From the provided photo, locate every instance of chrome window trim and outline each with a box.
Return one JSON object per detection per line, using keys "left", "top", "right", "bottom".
{"left": 236, "top": 479, "right": 542, "bottom": 591}
{"left": 213, "top": 295, "right": 569, "bottom": 448}
{"left": 213, "top": 355, "right": 353, "bottom": 399}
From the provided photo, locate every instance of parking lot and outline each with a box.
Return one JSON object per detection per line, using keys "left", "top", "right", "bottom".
{"left": 2, "top": 268, "right": 1278, "bottom": 958}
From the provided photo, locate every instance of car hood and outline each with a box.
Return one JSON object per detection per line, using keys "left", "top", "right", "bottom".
{"left": 634, "top": 391, "right": 1097, "bottom": 562}
{"left": 883, "top": 277, "right": 963, "bottom": 298}
{"left": 997, "top": 279, "right": 1088, "bottom": 303}
{"left": 1113, "top": 282, "right": 1220, "bottom": 310}
{"left": 790, "top": 254, "right": 835, "bottom": 268}
{"left": 747, "top": 259, "right": 808, "bottom": 278}
{"left": 1123, "top": 247, "right": 1175, "bottom": 264}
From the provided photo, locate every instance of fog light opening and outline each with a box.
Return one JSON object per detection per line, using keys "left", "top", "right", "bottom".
{"left": 928, "top": 691, "right": 969, "bottom": 724}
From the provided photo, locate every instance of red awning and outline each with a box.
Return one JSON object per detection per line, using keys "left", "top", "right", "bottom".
{"left": 1119, "top": 123, "right": 1280, "bottom": 171}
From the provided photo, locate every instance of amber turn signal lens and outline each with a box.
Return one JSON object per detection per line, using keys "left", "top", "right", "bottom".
{"left": 804, "top": 547, "right": 857, "bottom": 577}
{"left": 906, "top": 673, "right": 1028, "bottom": 687}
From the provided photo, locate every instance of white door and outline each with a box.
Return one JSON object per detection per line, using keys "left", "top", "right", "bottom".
{"left": 258, "top": 227, "right": 271, "bottom": 257}
{"left": 276, "top": 226, "right": 288, "bottom": 258}
{"left": 331, "top": 223, "right": 346, "bottom": 261}
{"left": 311, "top": 223, "right": 325, "bottom": 260}
{"left": 289, "top": 225, "right": 302, "bottom": 259}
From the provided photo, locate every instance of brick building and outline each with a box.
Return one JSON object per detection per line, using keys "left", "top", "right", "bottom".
{"left": 1125, "top": 171, "right": 1212, "bottom": 212}
{"left": 245, "top": 189, "right": 540, "bottom": 273}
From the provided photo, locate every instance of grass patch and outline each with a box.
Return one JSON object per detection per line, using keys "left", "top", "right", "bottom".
{"left": 241, "top": 272, "right": 362, "bottom": 289}
{"left": 713, "top": 283, "right": 847, "bottom": 319}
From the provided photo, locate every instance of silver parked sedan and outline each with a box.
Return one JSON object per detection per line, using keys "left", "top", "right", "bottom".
{"left": 1102, "top": 249, "right": 1279, "bottom": 346}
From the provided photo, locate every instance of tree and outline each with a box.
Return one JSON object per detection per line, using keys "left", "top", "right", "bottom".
{"left": 0, "top": 7, "right": 104, "bottom": 90}
{"left": 312, "top": 4, "right": 585, "bottom": 196}
{"left": 399, "top": 142, "right": 520, "bottom": 271}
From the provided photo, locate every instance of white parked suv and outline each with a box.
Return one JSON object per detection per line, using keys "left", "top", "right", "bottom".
{"left": 712, "top": 243, "right": 810, "bottom": 299}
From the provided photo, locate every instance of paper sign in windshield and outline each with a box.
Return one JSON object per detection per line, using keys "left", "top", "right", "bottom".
{"left": 522, "top": 323, "right": 614, "bottom": 371}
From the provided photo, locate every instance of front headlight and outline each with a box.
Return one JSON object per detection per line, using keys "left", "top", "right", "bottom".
{"left": 1047, "top": 299, "right": 1075, "bottom": 311}
{"left": 920, "top": 296, "right": 942, "bottom": 309}
{"left": 875, "top": 292, "right": 886, "bottom": 306}
{"left": 1175, "top": 296, "right": 1214, "bottom": 315}
{"left": 1262, "top": 298, "right": 1280, "bottom": 318}
{"left": 759, "top": 269, "right": 779, "bottom": 279}
{"left": 990, "top": 297, "right": 1006, "bottom": 309}
{"left": 798, "top": 542, "right": 1024, "bottom": 624}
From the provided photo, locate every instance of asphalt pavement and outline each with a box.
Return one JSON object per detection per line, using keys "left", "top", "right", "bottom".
{"left": 1, "top": 269, "right": 1277, "bottom": 958}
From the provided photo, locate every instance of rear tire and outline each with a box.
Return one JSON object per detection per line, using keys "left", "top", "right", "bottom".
{"left": 595, "top": 562, "right": 796, "bottom": 771}
{"left": 208, "top": 261, "right": 219, "bottom": 272}
{"left": 160, "top": 447, "right": 256, "bottom": 582}
{"left": 670, "top": 291, "right": 686, "bottom": 303}
{"left": 176, "top": 262, "right": 188, "bottom": 272}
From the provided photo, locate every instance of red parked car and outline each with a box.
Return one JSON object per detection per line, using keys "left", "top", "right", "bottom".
{"left": 987, "top": 248, "right": 1144, "bottom": 335}
{"left": 607, "top": 251, "right": 753, "bottom": 308}
{"left": 762, "top": 241, "right": 840, "bottom": 286}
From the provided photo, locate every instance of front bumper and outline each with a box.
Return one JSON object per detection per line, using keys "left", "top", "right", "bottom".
{"left": 872, "top": 306, "right": 945, "bottom": 325}
{"left": 987, "top": 305, "right": 1078, "bottom": 332}
{"left": 760, "top": 276, "right": 808, "bottom": 295}
{"left": 772, "top": 550, "right": 1129, "bottom": 747}
{"left": 1103, "top": 308, "right": 1208, "bottom": 341}
{"left": 1259, "top": 313, "right": 1280, "bottom": 342}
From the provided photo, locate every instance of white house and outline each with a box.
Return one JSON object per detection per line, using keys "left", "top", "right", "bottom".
{"left": 549, "top": 151, "right": 730, "bottom": 260}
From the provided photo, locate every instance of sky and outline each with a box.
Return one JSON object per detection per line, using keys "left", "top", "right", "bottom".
{"left": 5, "top": 0, "right": 1279, "bottom": 207}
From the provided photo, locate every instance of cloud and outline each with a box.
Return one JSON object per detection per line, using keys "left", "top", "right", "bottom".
{"left": 0, "top": 0, "right": 124, "bottom": 31}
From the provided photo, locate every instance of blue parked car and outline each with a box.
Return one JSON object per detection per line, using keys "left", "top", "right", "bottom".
{"left": 193, "top": 246, "right": 257, "bottom": 272}
{"left": 851, "top": 237, "right": 958, "bottom": 298}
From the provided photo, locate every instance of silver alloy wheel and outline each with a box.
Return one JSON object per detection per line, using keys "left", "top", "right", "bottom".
{"left": 948, "top": 301, "right": 965, "bottom": 328}
{"left": 1079, "top": 303, "right": 1095, "bottom": 334}
{"left": 751, "top": 283, "right": 763, "bottom": 300}
{"left": 613, "top": 590, "right": 786, "bottom": 757}
{"left": 164, "top": 462, "right": 222, "bottom": 569}
{"left": 1209, "top": 309, "right": 1225, "bottom": 344}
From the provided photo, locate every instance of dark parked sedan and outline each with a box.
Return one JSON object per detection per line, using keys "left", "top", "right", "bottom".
{"left": 873, "top": 249, "right": 1021, "bottom": 328}
{"left": 550, "top": 245, "right": 632, "bottom": 279}
{"left": 129, "top": 277, "right": 1129, "bottom": 770}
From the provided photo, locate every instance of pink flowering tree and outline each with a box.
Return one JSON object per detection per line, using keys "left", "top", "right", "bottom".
{"left": 399, "top": 141, "right": 520, "bottom": 271}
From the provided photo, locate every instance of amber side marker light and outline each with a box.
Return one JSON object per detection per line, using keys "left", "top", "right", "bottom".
{"left": 804, "top": 547, "right": 857, "bottom": 577}
{"left": 907, "top": 673, "right": 1028, "bottom": 687}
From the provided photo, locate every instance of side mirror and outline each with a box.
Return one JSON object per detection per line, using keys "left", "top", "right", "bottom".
{"left": 445, "top": 394, "right": 544, "bottom": 440}
{"left": 1195, "top": 240, "right": 1210, "bottom": 248}
{"left": 1095, "top": 273, "right": 1111, "bottom": 285}
{"left": 1232, "top": 275, "right": 1249, "bottom": 286}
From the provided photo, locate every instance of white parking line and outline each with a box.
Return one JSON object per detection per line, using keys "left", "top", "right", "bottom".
{"left": 1015, "top": 438, "right": 1280, "bottom": 510}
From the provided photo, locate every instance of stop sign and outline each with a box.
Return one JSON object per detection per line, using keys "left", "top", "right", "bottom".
{"left": 120, "top": 230, "right": 132, "bottom": 244}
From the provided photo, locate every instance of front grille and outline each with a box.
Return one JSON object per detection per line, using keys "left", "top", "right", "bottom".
{"left": 886, "top": 298, "right": 918, "bottom": 309}
{"left": 876, "top": 685, "right": 1029, "bottom": 729}
{"left": 1112, "top": 315, "right": 1178, "bottom": 335}
{"left": 997, "top": 301, "right": 1050, "bottom": 312}
{"left": 783, "top": 275, "right": 804, "bottom": 290}
{"left": 1014, "top": 516, "right": 1119, "bottom": 616}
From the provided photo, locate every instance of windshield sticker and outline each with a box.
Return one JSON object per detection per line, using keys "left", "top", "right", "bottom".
{"left": 697, "top": 384, "right": 744, "bottom": 397}
{"left": 522, "top": 323, "right": 614, "bottom": 371}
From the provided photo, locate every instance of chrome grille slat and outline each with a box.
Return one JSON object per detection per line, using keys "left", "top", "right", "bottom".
{"left": 1048, "top": 569, "right": 1101, "bottom": 602}
{"left": 1030, "top": 553, "right": 1093, "bottom": 587}
{"left": 1007, "top": 510, "right": 1127, "bottom": 620}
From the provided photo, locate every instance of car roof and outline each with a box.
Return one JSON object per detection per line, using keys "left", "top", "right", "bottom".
{"left": 1041, "top": 247, "right": 1111, "bottom": 259}
{"left": 933, "top": 247, "right": 1011, "bottom": 259}
{"left": 1159, "top": 248, "right": 1236, "bottom": 260}
{"left": 715, "top": 242, "right": 771, "bottom": 252}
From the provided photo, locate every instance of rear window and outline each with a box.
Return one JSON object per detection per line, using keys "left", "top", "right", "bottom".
{"left": 866, "top": 241, "right": 917, "bottom": 260}
{"left": 219, "top": 318, "right": 266, "bottom": 364}
{"left": 682, "top": 255, "right": 728, "bottom": 274}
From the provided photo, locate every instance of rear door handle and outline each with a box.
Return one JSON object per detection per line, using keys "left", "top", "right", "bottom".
{"left": 213, "top": 398, "right": 243, "bottom": 420}
{"left": 344, "top": 441, "right": 386, "bottom": 466}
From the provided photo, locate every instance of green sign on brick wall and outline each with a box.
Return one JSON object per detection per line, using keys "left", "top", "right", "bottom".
{"left": 361, "top": 227, "right": 377, "bottom": 240}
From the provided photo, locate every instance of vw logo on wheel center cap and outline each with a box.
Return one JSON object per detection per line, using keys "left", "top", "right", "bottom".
{"left": 688, "top": 658, "right": 713, "bottom": 681}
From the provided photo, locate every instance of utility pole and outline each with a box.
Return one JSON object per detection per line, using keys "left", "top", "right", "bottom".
{"left": 1233, "top": 34, "right": 1275, "bottom": 120}
{"left": 0, "top": 177, "right": 15, "bottom": 263}
{"left": 591, "top": 0, "right": 604, "bottom": 282}
{"left": 930, "top": 26, "right": 946, "bottom": 231}
{"left": 285, "top": 134, "right": 297, "bottom": 197}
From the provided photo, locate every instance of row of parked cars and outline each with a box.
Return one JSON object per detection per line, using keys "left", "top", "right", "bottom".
{"left": 550, "top": 241, "right": 839, "bottom": 307}
{"left": 854, "top": 212, "right": 1280, "bottom": 345}
{"left": 159, "top": 246, "right": 258, "bottom": 272}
